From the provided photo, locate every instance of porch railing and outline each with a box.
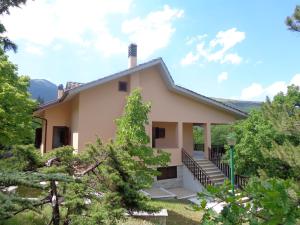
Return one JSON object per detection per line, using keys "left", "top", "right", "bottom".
{"left": 209, "top": 146, "right": 249, "bottom": 189}
{"left": 182, "top": 148, "right": 212, "bottom": 187}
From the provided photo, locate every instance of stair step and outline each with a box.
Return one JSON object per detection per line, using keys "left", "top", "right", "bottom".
{"left": 209, "top": 174, "right": 226, "bottom": 178}
{"left": 199, "top": 165, "right": 217, "bottom": 169}
{"left": 211, "top": 177, "right": 225, "bottom": 182}
{"left": 214, "top": 181, "right": 225, "bottom": 186}
{"left": 206, "top": 170, "right": 224, "bottom": 175}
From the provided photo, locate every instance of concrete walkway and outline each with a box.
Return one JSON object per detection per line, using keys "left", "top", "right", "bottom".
{"left": 193, "top": 151, "right": 205, "bottom": 160}
{"left": 142, "top": 187, "right": 196, "bottom": 200}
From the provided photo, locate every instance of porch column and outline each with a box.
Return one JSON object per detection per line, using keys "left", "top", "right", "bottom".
{"left": 40, "top": 120, "right": 46, "bottom": 155}
{"left": 177, "top": 122, "right": 183, "bottom": 149}
{"left": 203, "top": 123, "right": 211, "bottom": 159}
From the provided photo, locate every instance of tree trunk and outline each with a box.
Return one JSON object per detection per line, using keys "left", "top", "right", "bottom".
{"left": 50, "top": 180, "right": 60, "bottom": 225}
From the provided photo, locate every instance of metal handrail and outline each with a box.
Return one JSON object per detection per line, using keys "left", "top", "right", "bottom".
{"left": 208, "top": 146, "right": 249, "bottom": 189}
{"left": 181, "top": 148, "right": 213, "bottom": 187}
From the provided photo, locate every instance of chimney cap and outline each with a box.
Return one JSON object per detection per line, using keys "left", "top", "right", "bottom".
{"left": 58, "top": 84, "right": 64, "bottom": 90}
{"left": 128, "top": 43, "right": 137, "bottom": 57}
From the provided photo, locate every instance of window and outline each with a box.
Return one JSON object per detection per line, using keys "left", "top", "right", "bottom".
{"left": 155, "top": 127, "right": 165, "bottom": 139}
{"left": 118, "top": 81, "right": 127, "bottom": 92}
{"left": 35, "top": 128, "right": 42, "bottom": 148}
{"left": 52, "top": 126, "right": 69, "bottom": 149}
{"left": 157, "top": 166, "right": 177, "bottom": 180}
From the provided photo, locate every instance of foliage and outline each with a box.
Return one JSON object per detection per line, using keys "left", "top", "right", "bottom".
{"left": 1, "top": 89, "right": 170, "bottom": 224}
{"left": 0, "top": 50, "right": 37, "bottom": 147}
{"left": 193, "top": 125, "right": 232, "bottom": 145}
{"left": 193, "top": 126, "right": 203, "bottom": 144}
{"left": 0, "top": 144, "right": 42, "bottom": 171}
{"left": 115, "top": 89, "right": 170, "bottom": 188}
{"left": 286, "top": 5, "right": 300, "bottom": 32}
{"left": 197, "top": 178, "right": 300, "bottom": 225}
{"left": 233, "top": 85, "right": 300, "bottom": 179}
{"left": 0, "top": 0, "right": 30, "bottom": 52}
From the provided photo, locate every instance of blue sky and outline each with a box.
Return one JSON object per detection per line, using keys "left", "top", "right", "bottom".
{"left": 2, "top": 0, "right": 300, "bottom": 100}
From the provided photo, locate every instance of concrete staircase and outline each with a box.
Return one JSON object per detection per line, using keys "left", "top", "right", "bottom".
{"left": 194, "top": 159, "right": 227, "bottom": 186}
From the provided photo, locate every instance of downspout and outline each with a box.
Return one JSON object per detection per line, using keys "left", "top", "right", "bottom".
{"left": 34, "top": 116, "right": 47, "bottom": 154}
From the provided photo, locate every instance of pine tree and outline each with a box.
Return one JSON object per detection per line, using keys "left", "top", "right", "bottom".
{"left": 286, "top": 5, "right": 300, "bottom": 32}
{"left": 0, "top": 0, "right": 30, "bottom": 52}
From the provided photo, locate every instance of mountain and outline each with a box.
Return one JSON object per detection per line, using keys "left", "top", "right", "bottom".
{"left": 214, "top": 98, "right": 262, "bottom": 112}
{"left": 29, "top": 79, "right": 57, "bottom": 103}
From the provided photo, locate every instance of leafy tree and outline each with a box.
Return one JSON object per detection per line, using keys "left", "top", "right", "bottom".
{"left": 197, "top": 178, "right": 300, "bottom": 225}
{"left": 115, "top": 89, "right": 170, "bottom": 188}
{"left": 211, "top": 125, "right": 231, "bottom": 145}
{"left": 193, "top": 125, "right": 231, "bottom": 145}
{"left": 193, "top": 126, "right": 203, "bottom": 144}
{"left": 0, "top": 49, "right": 37, "bottom": 147}
{"left": 286, "top": 5, "right": 300, "bottom": 32}
{"left": 233, "top": 85, "right": 300, "bottom": 179}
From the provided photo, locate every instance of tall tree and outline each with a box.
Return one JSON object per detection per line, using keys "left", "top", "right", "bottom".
{"left": 286, "top": 5, "right": 300, "bottom": 32}
{"left": 0, "top": 49, "right": 37, "bottom": 147}
{"left": 0, "top": 0, "right": 29, "bottom": 52}
{"left": 233, "top": 85, "right": 300, "bottom": 179}
{"left": 115, "top": 89, "right": 170, "bottom": 188}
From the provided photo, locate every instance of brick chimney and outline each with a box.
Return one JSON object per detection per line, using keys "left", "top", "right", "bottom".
{"left": 128, "top": 43, "right": 137, "bottom": 68}
{"left": 57, "top": 84, "right": 64, "bottom": 99}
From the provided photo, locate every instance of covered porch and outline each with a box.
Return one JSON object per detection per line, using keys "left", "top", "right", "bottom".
{"left": 150, "top": 121, "right": 219, "bottom": 164}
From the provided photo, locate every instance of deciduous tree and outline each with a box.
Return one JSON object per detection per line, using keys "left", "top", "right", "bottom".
{"left": 0, "top": 50, "right": 37, "bottom": 147}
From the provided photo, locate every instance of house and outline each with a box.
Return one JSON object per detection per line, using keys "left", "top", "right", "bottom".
{"left": 34, "top": 44, "right": 247, "bottom": 190}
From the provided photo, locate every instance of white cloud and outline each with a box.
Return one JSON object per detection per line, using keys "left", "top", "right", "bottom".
{"left": 2, "top": 1, "right": 183, "bottom": 59}
{"left": 217, "top": 72, "right": 228, "bottom": 83}
{"left": 180, "top": 28, "right": 245, "bottom": 66}
{"left": 52, "top": 44, "right": 63, "bottom": 51}
{"left": 290, "top": 74, "right": 300, "bottom": 86}
{"left": 221, "top": 53, "right": 242, "bottom": 64}
{"left": 1, "top": 0, "right": 132, "bottom": 56}
{"left": 240, "top": 83, "right": 264, "bottom": 100}
{"left": 25, "top": 45, "right": 44, "bottom": 56}
{"left": 122, "top": 5, "right": 184, "bottom": 59}
{"left": 185, "top": 34, "right": 207, "bottom": 45}
{"left": 180, "top": 52, "right": 198, "bottom": 65}
{"left": 240, "top": 74, "right": 300, "bottom": 100}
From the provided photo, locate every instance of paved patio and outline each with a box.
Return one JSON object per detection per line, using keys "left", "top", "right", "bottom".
{"left": 142, "top": 187, "right": 196, "bottom": 200}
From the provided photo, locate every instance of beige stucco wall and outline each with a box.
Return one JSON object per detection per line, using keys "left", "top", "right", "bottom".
{"left": 152, "top": 122, "right": 178, "bottom": 148}
{"left": 43, "top": 101, "right": 72, "bottom": 152}
{"left": 38, "top": 64, "right": 241, "bottom": 162}
{"left": 77, "top": 77, "right": 129, "bottom": 151}
{"left": 139, "top": 67, "right": 238, "bottom": 124}
{"left": 183, "top": 123, "right": 193, "bottom": 155}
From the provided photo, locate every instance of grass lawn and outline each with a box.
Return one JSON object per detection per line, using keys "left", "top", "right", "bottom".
{"left": 120, "top": 199, "right": 203, "bottom": 225}
{"left": 2, "top": 199, "right": 202, "bottom": 225}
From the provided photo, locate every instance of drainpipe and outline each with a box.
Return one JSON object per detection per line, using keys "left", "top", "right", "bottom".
{"left": 34, "top": 116, "right": 47, "bottom": 154}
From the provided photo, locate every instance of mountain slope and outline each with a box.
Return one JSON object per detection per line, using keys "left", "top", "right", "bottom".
{"left": 29, "top": 79, "right": 57, "bottom": 103}
{"left": 214, "top": 98, "right": 262, "bottom": 112}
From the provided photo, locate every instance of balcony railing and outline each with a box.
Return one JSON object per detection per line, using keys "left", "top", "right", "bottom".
{"left": 209, "top": 146, "right": 249, "bottom": 189}
{"left": 182, "top": 148, "right": 212, "bottom": 187}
